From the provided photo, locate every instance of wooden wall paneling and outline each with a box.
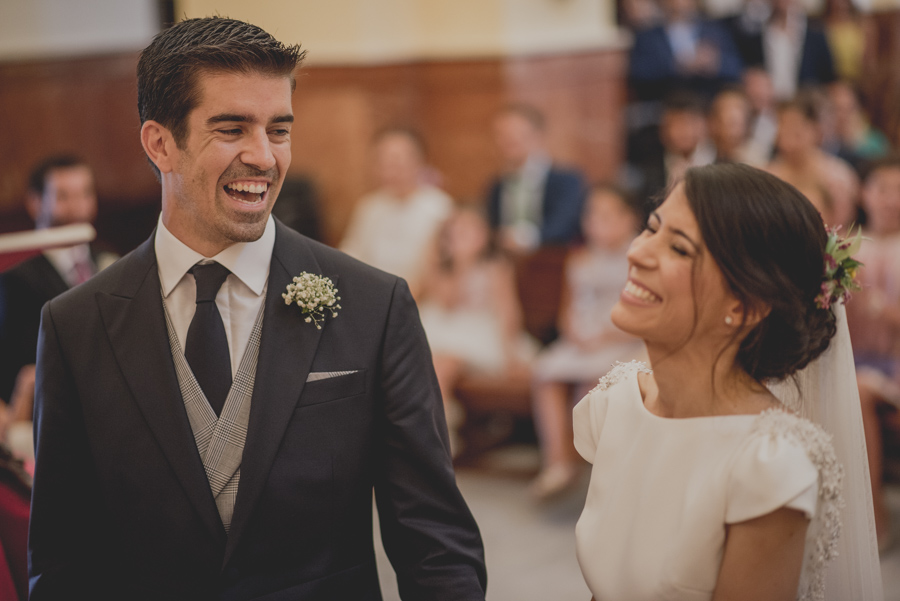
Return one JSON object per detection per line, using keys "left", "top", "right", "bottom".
{"left": 417, "top": 59, "right": 508, "bottom": 205}
{"left": 0, "top": 48, "right": 628, "bottom": 252}
{"left": 0, "top": 54, "right": 158, "bottom": 211}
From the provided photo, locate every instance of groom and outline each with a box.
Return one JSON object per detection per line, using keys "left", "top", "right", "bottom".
{"left": 28, "top": 16, "right": 486, "bottom": 601}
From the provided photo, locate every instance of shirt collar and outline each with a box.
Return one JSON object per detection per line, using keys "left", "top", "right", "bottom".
{"left": 154, "top": 214, "right": 275, "bottom": 298}
{"left": 512, "top": 152, "right": 551, "bottom": 181}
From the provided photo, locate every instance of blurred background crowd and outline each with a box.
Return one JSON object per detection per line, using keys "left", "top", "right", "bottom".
{"left": 1, "top": 0, "right": 900, "bottom": 599}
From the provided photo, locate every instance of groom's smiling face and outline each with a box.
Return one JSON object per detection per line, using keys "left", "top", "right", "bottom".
{"left": 162, "top": 70, "right": 294, "bottom": 256}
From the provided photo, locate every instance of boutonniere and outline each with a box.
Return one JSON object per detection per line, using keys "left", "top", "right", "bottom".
{"left": 282, "top": 272, "right": 341, "bottom": 329}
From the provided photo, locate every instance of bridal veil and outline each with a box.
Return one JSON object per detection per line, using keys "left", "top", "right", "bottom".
{"left": 769, "top": 303, "right": 884, "bottom": 600}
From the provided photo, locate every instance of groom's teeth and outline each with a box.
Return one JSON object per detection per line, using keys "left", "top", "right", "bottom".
{"left": 226, "top": 182, "right": 268, "bottom": 194}
{"left": 625, "top": 280, "right": 661, "bottom": 302}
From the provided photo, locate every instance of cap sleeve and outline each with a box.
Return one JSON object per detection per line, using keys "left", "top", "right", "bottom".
{"left": 726, "top": 418, "right": 819, "bottom": 524}
{"left": 573, "top": 361, "right": 650, "bottom": 463}
{"left": 573, "top": 386, "right": 609, "bottom": 463}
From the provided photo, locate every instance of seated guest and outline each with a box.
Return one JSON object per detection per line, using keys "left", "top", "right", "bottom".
{"left": 530, "top": 185, "right": 646, "bottom": 499}
{"left": 822, "top": 0, "right": 869, "bottom": 84}
{"left": 829, "top": 81, "right": 891, "bottom": 173}
{"left": 742, "top": 67, "right": 779, "bottom": 164}
{"left": 269, "top": 175, "right": 324, "bottom": 242}
{"left": 418, "top": 208, "right": 537, "bottom": 453}
{"left": 0, "top": 442, "right": 30, "bottom": 601}
{"left": 339, "top": 127, "right": 452, "bottom": 296}
{"left": 628, "top": 0, "right": 743, "bottom": 102}
{"left": 727, "top": 0, "right": 837, "bottom": 101}
{"left": 766, "top": 92, "right": 859, "bottom": 227}
{"left": 0, "top": 155, "right": 115, "bottom": 409}
{"left": 708, "top": 86, "right": 767, "bottom": 166}
{"left": 624, "top": 92, "right": 716, "bottom": 208}
{"left": 845, "top": 156, "right": 900, "bottom": 550}
{"left": 485, "top": 104, "right": 587, "bottom": 254}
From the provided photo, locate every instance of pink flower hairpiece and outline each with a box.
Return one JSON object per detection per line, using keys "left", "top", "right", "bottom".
{"left": 814, "top": 225, "right": 863, "bottom": 310}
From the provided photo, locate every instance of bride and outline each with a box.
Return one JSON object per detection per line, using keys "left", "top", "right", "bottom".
{"left": 573, "top": 163, "right": 882, "bottom": 600}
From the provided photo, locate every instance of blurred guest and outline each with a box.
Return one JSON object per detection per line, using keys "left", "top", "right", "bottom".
{"left": 829, "top": 81, "right": 891, "bottom": 173}
{"left": 530, "top": 185, "right": 646, "bottom": 499}
{"left": 269, "top": 175, "right": 324, "bottom": 242}
{"left": 845, "top": 156, "right": 900, "bottom": 549}
{"left": 0, "top": 155, "right": 114, "bottom": 411}
{"left": 766, "top": 92, "right": 859, "bottom": 226}
{"left": 0, "top": 442, "right": 30, "bottom": 601}
{"left": 486, "top": 104, "right": 587, "bottom": 254}
{"left": 727, "top": 0, "right": 837, "bottom": 101}
{"left": 708, "top": 86, "right": 767, "bottom": 165}
{"left": 419, "top": 208, "right": 536, "bottom": 453}
{"left": 624, "top": 92, "right": 715, "bottom": 208}
{"left": 822, "top": 0, "right": 868, "bottom": 84}
{"left": 628, "top": 0, "right": 743, "bottom": 102}
{"left": 618, "top": 0, "right": 664, "bottom": 30}
{"left": 742, "top": 67, "right": 779, "bottom": 163}
{"left": 340, "top": 127, "right": 452, "bottom": 296}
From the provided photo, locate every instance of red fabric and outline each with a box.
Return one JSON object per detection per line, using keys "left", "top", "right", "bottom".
{"left": 0, "top": 537, "right": 21, "bottom": 601}
{"left": 0, "top": 483, "right": 30, "bottom": 601}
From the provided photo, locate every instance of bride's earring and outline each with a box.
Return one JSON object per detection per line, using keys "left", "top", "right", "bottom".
{"left": 724, "top": 316, "right": 734, "bottom": 326}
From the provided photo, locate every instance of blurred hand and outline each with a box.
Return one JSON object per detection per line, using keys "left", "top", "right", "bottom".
{"left": 680, "top": 42, "right": 720, "bottom": 75}
{"left": 9, "top": 364, "right": 36, "bottom": 424}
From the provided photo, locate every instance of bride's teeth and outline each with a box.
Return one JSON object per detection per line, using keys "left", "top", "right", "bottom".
{"left": 625, "top": 281, "right": 659, "bottom": 302}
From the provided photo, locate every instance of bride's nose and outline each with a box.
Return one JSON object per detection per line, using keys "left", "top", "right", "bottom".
{"left": 626, "top": 231, "right": 657, "bottom": 269}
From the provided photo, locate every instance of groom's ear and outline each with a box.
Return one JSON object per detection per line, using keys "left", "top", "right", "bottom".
{"left": 141, "top": 120, "right": 178, "bottom": 175}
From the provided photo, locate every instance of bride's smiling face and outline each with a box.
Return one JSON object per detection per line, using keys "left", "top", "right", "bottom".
{"left": 611, "top": 184, "right": 739, "bottom": 351}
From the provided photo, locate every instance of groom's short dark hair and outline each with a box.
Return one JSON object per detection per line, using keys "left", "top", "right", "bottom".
{"left": 137, "top": 16, "right": 305, "bottom": 153}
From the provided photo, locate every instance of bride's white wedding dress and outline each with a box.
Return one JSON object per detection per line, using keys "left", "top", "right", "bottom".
{"left": 573, "top": 361, "right": 841, "bottom": 601}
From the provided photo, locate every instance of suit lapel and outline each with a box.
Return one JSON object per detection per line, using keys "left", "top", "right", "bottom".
{"left": 224, "top": 222, "right": 324, "bottom": 565}
{"left": 96, "top": 237, "right": 226, "bottom": 544}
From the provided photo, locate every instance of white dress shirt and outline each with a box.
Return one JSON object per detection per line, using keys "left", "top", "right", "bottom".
{"left": 499, "top": 152, "right": 552, "bottom": 250}
{"left": 45, "top": 243, "right": 93, "bottom": 287}
{"left": 764, "top": 11, "right": 806, "bottom": 101}
{"left": 154, "top": 215, "right": 274, "bottom": 377}
{"left": 340, "top": 184, "right": 452, "bottom": 288}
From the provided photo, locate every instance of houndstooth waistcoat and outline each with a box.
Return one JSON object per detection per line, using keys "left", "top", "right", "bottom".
{"left": 162, "top": 299, "right": 265, "bottom": 532}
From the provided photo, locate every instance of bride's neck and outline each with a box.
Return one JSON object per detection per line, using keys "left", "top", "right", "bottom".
{"left": 645, "top": 345, "right": 761, "bottom": 418}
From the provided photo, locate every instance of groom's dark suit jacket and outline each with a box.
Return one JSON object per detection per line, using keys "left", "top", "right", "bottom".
{"left": 28, "top": 220, "right": 487, "bottom": 601}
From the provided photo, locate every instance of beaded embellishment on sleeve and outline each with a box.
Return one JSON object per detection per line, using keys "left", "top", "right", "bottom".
{"left": 591, "top": 360, "right": 653, "bottom": 393}
{"left": 749, "top": 409, "right": 844, "bottom": 601}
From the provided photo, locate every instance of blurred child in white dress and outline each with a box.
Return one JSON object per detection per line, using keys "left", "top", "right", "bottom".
{"left": 418, "top": 208, "right": 536, "bottom": 450}
{"left": 530, "top": 185, "right": 647, "bottom": 498}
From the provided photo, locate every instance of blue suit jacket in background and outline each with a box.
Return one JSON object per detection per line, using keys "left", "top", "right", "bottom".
{"left": 486, "top": 166, "right": 587, "bottom": 246}
{"left": 628, "top": 20, "right": 744, "bottom": 101}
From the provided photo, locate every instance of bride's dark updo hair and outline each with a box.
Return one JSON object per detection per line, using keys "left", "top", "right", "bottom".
{"left": 682, "top": 163, "right": 837, "bottom": 381}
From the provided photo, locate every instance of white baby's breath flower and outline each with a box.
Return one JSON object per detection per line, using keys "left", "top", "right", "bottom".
{"left": 282, "top": 272, "right": 342, "bottom": 329}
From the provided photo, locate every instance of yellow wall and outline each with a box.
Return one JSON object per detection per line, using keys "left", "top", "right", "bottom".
{"left": 176, "top": 0, "right": 622, "bottom": 64}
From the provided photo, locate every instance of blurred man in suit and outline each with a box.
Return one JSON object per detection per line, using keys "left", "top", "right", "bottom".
{"left": 0, "top": 155, "right": 112, "bottom": 410}
{"left": 725, "top": 0, "right": 836, "bottom": 101}
{"left": 486, "top": 104, "right": 587, "bottom": 253}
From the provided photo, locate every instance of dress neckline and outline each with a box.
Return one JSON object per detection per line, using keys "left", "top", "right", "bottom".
{"left": 631, "top": 370, "right": 764, "bottom": 424}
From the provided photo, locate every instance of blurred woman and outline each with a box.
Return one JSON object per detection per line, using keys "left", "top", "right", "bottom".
{"left": 530, "top": 185, "right": 646, "bottom": 499}
{"left": 767, "top": 92, "right": 859, "bottom": 228}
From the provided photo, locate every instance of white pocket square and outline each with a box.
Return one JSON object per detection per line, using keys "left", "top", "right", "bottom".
{"left": 306, "top": 370, "right": 359, "bottom": 382}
